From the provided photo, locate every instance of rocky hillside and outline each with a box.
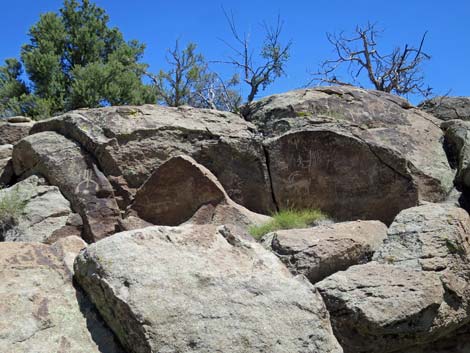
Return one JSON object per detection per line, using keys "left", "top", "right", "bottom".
{"left": 1, "top": 86, "right": 470, "bottom": 353}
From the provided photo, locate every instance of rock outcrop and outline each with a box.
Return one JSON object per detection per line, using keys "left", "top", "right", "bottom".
{"left": 261, "top": 220, "right": 387, "bottom": 283}
{"left": 74, "top": 224, "right": 343, "bottom": 353}
{"left": 420, "top": 96, "right": 470, "bottom": 121}
{"left": 0, "top": 239, "right": 124, "bottom": 353}
{"left": 31, "top": 105, "right": 275, "bottom": 213}
{"left": 441, "top": 120, "right": 470, "bottom": 198}
{"left": 12, "top": 131, "right": 121, "bottom": 242}
{"left": 244, "top": 86, "right": 454, "bottom": 224}
{"left": 0, "top": 144, "right": 13, "bottom": 186}
{"left": 0, "top": 119, "right": 34, "bottom": 145}
{"left": 130, "top": 155, "right": 271, "bottom": 230}
{"left": 316, "top": 203, "right": 470, "bottom": 353}
{"left": 0, "top": 175, "right": 82, "bottom": 243}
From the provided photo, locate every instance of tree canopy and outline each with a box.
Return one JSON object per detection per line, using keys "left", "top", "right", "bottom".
{"left": 1, "top": 0, "right": 154, "bottom": 118}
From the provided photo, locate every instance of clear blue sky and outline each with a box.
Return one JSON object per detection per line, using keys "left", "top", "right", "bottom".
{"left": 1, "top": 0, "right": 469, "bottom": 105}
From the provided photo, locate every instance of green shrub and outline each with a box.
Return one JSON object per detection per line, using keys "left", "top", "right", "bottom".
{"left": 0, "top": 187, "right": 27, "bottom": 238}
{"left": 249, "top": 208, "right": 329, "bottom": 240}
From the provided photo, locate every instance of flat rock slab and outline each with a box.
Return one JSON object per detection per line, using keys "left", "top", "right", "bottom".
{"left": 0, "top": 240, "right": 123, "bottom": 353}
{"left": 74, "top": 224, "right": 343, "bottom": 353}
{"left": 262, "top": 220, "right": 387, "bottom": 283}
{"left": 12, "top": 131, "right": 121, "bottom": 242}
{"left": 31, "top": 105, "right": 275, "bottom": 213}
{"left": 245, "top": 86, "right": 454, "bottom": 224}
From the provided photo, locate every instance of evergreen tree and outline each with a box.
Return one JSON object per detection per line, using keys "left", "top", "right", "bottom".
{"left": 0, "top": 59, "right": 29, "bottom": 117}
{"left": 20, "top": 0, "right": 154, "bottom": 117}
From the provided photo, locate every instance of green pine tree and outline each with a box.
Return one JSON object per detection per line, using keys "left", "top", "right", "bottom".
{"left": 18, "top": 0, "right": 154, "bottom": 118}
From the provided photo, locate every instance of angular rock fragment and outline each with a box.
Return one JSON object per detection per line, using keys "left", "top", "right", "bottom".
{"left": 130, "top": 155, "right": 270, "bottom": 230}
{"left": 12, "top": 131, "right": 120, "bottom": 242}
{"left": 262, "top": 220, "right": 387, "bottom": 283}
{"left": 0, "top": 175, "right": 82, "bottom": 243}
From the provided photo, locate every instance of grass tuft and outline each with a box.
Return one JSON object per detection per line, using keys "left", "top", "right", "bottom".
{"left": 0, "top": 186, "right": 27, "bottom": 239}
{"left": 249, "top": 208, "right": 329, "bottom": 240}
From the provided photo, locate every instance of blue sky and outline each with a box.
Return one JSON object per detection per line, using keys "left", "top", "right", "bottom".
{"left": 1, "top": 0, "right": 469, "bottom": 105}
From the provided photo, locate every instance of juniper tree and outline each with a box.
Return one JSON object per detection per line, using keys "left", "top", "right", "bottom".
{"left": 20, "top": 0, "right": 154, "bottom": 117}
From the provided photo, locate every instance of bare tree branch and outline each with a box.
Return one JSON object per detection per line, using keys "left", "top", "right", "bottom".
{"left": 218, "top": 8, "right": 291, "bottom": 103}
{"left": 310, "top": 23, "right": 432, "bottom": 98}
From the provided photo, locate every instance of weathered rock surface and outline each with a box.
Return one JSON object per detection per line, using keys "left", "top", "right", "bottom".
{"left": 245, "top": 86, "right": 454, "bottom": 224}
{"left": 317, "top": 203, "right": 470, "bottom": 353}
{"left": 0, "top": 144, "right": 13, "bottom": 186}
{"left": 12, "top": 131, "right": 120, "bottom": 242}
{"left": 0, "top": 175, "right": 82, "bottom": 243}
{"left": 74, "top": 224, "right": 343, "bottom": 353}
{"left": 420, "top": 96, "right": 470, "bottom": 121}
{"left": 262, "top": 220, "right": 387, "bottom": 283}
{"left": 130, "top": 155, "right": 270, "bottom": 230}
{"left": 402, "top": 323, "right": 470, "bottom": 353}
{"left": 441, "top": 120, "right": 470, "bottom": 195}
{"left": 0, "top": 120, "right": 34, "bottom": 145}
{"left": 374, "top": 203, "right": 470, "bottom": 272}
{"left": 0, "top": 240, "right": 124, "bottom": 353}
{"left": 31, "top": 105, "right": 275, "bottom": 213}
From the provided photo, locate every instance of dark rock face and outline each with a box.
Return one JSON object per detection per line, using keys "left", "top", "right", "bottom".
{"left": 420, "top": 96, "right": 470, "bottom": 121}
{"left": 316, "top": 203, "right": 470, "bottom": 353}
{"left": 12, "top": 131, "right": 121, "bottom": 242}
{"left": 74, "top": 224, "right": 343, "bottom": 353}
{"left": 130, "top": 155, "right": 270, "bottom": 230}
{"left": 31, "top": 105, "right": 275, "bottom": 214}
{"left": 244, "top": 86, "right": 454, "bottom": 224}
{"left": 264, "top": 129, "right": 417, "bottom": 224}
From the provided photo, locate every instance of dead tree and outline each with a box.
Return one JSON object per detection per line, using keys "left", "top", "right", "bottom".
{"left": 312, "top": 23, "right": 432, "bottom": 97}
{"left": 218, "top": 10, "right": 291, "bottom": 103}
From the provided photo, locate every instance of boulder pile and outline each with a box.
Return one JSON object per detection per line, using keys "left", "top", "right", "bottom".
{"left": 1, "top": 87, "right": 469, "bottom": 352}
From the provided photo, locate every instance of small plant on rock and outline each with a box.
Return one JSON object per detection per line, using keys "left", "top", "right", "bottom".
{"left": 249, "top": 208, "right": 330, "bottom": 240}
{"left": 0, "top": 187, "right": 27, "bottom": 240}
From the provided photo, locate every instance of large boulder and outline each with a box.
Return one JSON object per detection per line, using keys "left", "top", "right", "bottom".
{"left": 0, "top": 144, "right": 13, "bottom": 186}
{"left": 129, "top": 155, "right": 270, "bottom": 230}
{"left": 261, "top": 220, "right": 387, "bottom": 283}
{"left": 0, "top": 175, "right": 82, "bottom": 243}
{"left": 12, "top": 131, "right": 121, "bottom": 242}
{"left": 0, "top": 239, "right": 124, "bottom": 353}
{"left": 74, "top": 224, "right": 343, "bottom": 353}
{"left": 420, "top": 96, "right": 470, "bottom": 121}
{"left": 31, "top": 105, "right": 275, "bottom": 213}
{"left": 244, "top": 86, "right": 454, "bottom": 224}
{"left": 0, "top": 120, "right": 34, "bottom": 145}
{"left": 316, "top": 203, "right": 470, "bottom": 353}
